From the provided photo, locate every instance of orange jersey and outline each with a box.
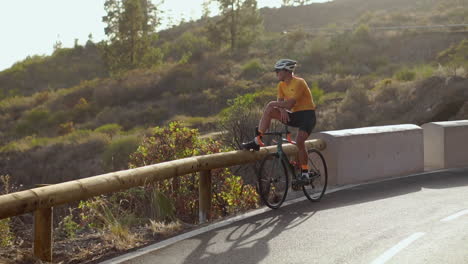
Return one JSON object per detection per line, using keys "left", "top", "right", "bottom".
{"left": 277, "top": 76, "right": 316, "bottom": 112}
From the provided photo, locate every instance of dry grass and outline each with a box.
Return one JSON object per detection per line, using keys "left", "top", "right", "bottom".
{"left": 146, "top": 220, "right": 183, "bottom": 237}
{"left": 102, "top": 223, "right": 140, "bottom": 250}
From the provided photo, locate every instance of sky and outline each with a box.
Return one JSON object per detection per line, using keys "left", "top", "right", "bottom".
{"left": 0, "top": 0, "right": 327, "bottom": 71}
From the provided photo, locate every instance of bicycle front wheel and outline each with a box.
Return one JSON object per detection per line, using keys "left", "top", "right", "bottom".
{"left": 303, "top": 149, "right": 328, "bottom": 202}
{"left": 257, "top": 153, "right": 289, "bottom": 209}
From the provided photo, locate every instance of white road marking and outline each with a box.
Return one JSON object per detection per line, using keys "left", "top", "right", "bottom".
{"left": 440, "top": 209, "right": 468, "bottom": 222}
{"left": 370, "top": 232, "right": 425, "bottom": 264}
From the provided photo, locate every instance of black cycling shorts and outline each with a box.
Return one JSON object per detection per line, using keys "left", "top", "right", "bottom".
{"left": 286, "top": 110, "right": 316, "bottom": 134}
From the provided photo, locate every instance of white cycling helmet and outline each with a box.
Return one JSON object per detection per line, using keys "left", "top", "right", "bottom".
{"left": 274, "top": 59, "right": 297, "bottom": 72}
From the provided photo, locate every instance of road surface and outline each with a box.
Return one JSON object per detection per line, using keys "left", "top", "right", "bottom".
{"left": 109, "top": 168, "right": 468, "bottom": 264}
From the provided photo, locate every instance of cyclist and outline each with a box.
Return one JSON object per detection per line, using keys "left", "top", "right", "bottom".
{"left": 242, "top": 59, "right": 317, "bottom": 182}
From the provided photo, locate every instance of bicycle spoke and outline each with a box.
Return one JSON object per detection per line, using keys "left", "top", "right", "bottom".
{"left": 258, "top": 154, "right": 289, "bottom": 209}
{"left": 303, "top": 149, "right": 328, "bottom": 202}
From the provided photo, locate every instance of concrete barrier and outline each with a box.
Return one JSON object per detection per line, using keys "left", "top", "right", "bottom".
{"left": 313, "top": 125, "right": 424, "bottom": 186}
{"left": 422, "top": 120, "right": 468, "bottom": 170}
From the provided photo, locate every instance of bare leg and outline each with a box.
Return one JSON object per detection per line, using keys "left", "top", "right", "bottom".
{"left": 258, "top": 101, "right": 282, "bottom": 133}
{"left": 295, "top": 130, "right": 310, "bottom": 168}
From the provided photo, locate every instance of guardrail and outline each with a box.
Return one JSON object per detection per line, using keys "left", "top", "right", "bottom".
{"left": 0, "top": 139, "right": 326, "bottom": 262}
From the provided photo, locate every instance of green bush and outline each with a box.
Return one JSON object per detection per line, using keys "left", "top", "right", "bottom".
{"left": 437, "top": 39, "right": 468, "bottom": 76}
{"left": 0, "top": 218, "right": 13, "bottom": 247}
{"left": 128, "top": 122, "right": 259, "bottom": 223}
{"left": 310, "top": 81, "right": 325, "bottom": 105}
{"left": 218, "top": 93, "right": 263, "bottom": 149}
{"left": 413, "top": 65, "right": 436, "bottom": 79}
{"left": 102, "top": 135, "right": 140, "bottom": 171}
{"left": 61, "top": 212, "right": 81, "bottom": 238}
{"left": 241, "top": 59, "right": 265, "bottom": 79}
{"left": 95, "top": 123, "right": 123, "bottom": 138}
{"left": 169, "top": 115, "right": 218, "bottom": 131}
{"left": 353, "top": 24, "right": 371, "bottom": 42}
{"left": 394, "top": 68, "right": 416, "bottom": 81}
{"left": 15, "top": 109, "right": 51, "bottom": 136}
{"left": 58, "top": 121, "right": 75, "bottom": 135}
{"left": 0, "top": 175, "right": 13, "bottom": 247}
{"left": 164, "top": 31, "right": 212, "bottom": 62}
{"left": 321, "top": 91, "right": 346, "bottom": 103}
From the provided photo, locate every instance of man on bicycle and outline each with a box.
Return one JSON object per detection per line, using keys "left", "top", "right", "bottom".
{"left": 242, "top": 59, "right": 316, "bottom": 182}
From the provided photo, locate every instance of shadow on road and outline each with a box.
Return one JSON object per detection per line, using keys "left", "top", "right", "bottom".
{"left": 176, "top": 167, "right": 468, "bottom": 264}
{"left": 180, "top": 208, "right": 316, "bottom": 264}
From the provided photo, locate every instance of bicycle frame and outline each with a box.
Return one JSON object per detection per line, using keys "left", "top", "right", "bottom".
{"left": 263, "top": 125, "right": 297, "bottom": 172}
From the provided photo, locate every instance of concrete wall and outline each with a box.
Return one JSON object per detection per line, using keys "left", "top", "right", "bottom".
{"left": 313, "top": 125, "right": 424, "bottom": 186}
{"left": 422, "top": 120, "right": 468, "bottom": 170}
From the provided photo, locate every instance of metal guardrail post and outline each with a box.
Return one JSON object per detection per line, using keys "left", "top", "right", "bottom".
{"left": 34, "top": 206, "right": 53, "bottom": 262}
{"left": 199, "top": 170, "right": 212, "bottom": 224}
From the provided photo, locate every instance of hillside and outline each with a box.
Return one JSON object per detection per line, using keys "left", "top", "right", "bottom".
{"left": 0, "top": 41, "right": 107, "bottom": 99}
{"left": 0, "top": 0, "right": 467, "bottom": 187}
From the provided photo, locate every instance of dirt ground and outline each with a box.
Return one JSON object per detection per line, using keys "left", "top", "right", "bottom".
{"left": 0, "top": 217, "right": 200, "bottom": 264}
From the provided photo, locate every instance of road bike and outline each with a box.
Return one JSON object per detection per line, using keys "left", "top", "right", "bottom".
{"left": 257, "top": 125, "right": 328, "bottom": 209}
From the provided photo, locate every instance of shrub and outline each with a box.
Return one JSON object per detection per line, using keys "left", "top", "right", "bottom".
{"left": 0, "top": 218, "right": 12, "bottom": 247}
{"left": 76, "top": 196, "right": 139, "bottom": 250}
{"left": 320, "top": 91, "right": 346, "bottom": 103}
{"left": 373, "top": 83, "right": 399, "bottom": 103}
{"left": 218, "top": 93, "right": 262, "bottom": 149}
{"left": 394, "top": 68, "right": 416, "bottom": 81}
{"left": 0, "top": 175, "right": 13, "bottom": 247}
{"left": 60, "top": 210, "right": 81, "bottom": 238}
{"left": 373, "top": 78, "right": 393, "bottom": 91}
{"left": 413, "top": 64, "right": 436, "bottom": 80}
{"left": 95, "top": 123, "right": 123, "bottom": 139}
{"left": 437, "top": 39, "right": 468, "bottom": 76}
{"left": 213, "top": 171, "right": 258, "bottom": 216}
{"left": 169, "top": 115, "right": 218, "bottom": 131}
{"left": 310, "top": 81, "right": 325, "bottom": 105}
{"left": 330, "top": 75, "right": 358, "bottom": 92}
{"left": 128, "top": 122, "right": 259, "bottom": 223}
{"left": 353, "top": 24, "right": 371, "bottom": 42}
{"left": 15, "top": 109, "right": 51, "bottom": 136}
{"left": 102, "top": 135, "right": 140, "bottom": 171}
{"left": 241, "top": 59, "right": 265, "bottom": 79}
{"left": 336, "top": 85, "right": 370, "bottom": 129}
{"left": 48, "top": 110, "right": 70, "bottom": 128}
{"left": 33, "top": 90, "right": 50, "bottom": 105}
{"left": 164, "top": 31, "right": 212, "bottom": 62}
{"left": 58, "top": 121, "right": 75, "bottom": 135}
{"left": 95, "top": 104, "right": 167, "bottom": 130}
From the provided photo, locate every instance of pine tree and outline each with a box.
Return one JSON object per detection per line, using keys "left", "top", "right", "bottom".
{"left": 102, "top": 0, "right": 163, "bottom": 74}
{"left": 209, "top": 0, "right": 263, "bottom": 52}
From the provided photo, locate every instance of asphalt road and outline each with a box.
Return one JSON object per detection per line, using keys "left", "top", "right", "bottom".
{"left": 114, "top": 168, "right": 468, "bottom": 264}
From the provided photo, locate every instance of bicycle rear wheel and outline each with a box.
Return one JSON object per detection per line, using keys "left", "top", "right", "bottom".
{"left": 257, "top": 153, "right": 289, "bottom": 209}
{"left": 303, "top": 149, "right": 328, "bottom": 202}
